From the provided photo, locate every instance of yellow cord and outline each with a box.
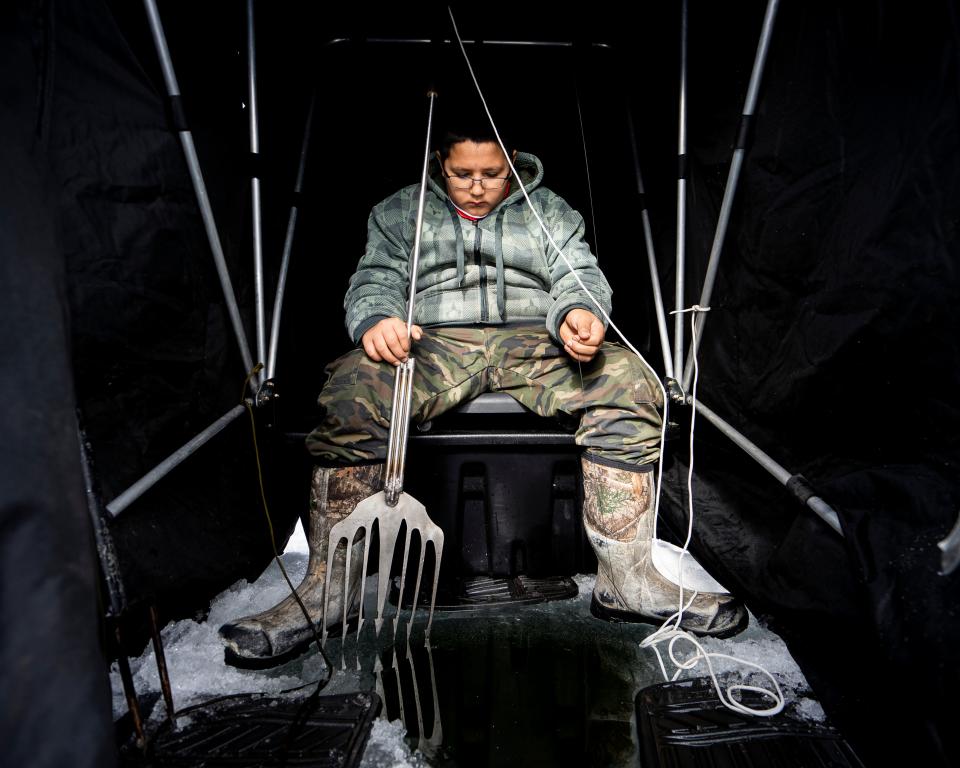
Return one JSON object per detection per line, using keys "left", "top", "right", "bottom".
{"left": 241, "top": 364, "right": 330, "bottom": 676}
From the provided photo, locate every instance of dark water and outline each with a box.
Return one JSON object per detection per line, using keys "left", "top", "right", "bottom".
{"left": 314, "top": 579, "right": 663, "bottom": 768}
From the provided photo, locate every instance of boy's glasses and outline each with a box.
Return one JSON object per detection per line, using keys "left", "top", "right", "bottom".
{"left": 443, "top": 172, "right": 511, "bottom": 190}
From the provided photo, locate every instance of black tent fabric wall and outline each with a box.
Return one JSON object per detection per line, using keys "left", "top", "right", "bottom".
{"left": 0, "top": 3, "right": 117, "bottom": 765}
{"left": 2, "top": 1, "right": 959, "bottom": 766}
{"left": 36, "top": 0, "right": 304, "bottom": 630}
{"left": 648, "top": 3, "right": 960, "bottom": 765}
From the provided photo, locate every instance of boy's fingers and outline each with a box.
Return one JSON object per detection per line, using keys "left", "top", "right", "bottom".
{"left": 577, "top": 316, "right": 592, "bottom": 339}
{"left": 388, "top": 318, "right": 417, "bottom": 349}
{"left": 362, "top": 336, "right": 381, "bottom": 362}
{"left": 588, "top": 319, "right": 605, "bottom": 345}
{"left": 565, "top": 338, "right": 597, "bottom": 358}
{"left": 565, "top": 345, "right": 596, "bottom": 363}
{"left": 566, "top": 310, "right": 598, "bottom": 341}
{"left": 373, "top": 333, "right": 399, "bottom": 365}
{"left": 381, "top": 326, "right": 408, "bottom": 361}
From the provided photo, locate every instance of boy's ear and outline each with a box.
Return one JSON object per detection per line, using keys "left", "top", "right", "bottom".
{"left": 511, "top": 149, "right": 518, "bottom": 162}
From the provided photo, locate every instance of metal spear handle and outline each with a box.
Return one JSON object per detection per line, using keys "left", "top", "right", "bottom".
{"left": 384, "top": 90, "right": 437, "bottom": 506}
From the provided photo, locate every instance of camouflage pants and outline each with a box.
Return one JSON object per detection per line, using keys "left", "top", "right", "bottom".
{"left": 306, "top": 324, "right": 662, "bottom": 467}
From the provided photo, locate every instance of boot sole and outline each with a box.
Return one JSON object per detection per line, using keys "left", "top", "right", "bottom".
{"left": 590, "top": 595, "right": 749, "bottom": 639}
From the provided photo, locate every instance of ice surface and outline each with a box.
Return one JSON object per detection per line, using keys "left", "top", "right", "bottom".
{"left": 109, "top": 551, "right": 320, "bottom": 719}
{"left": 694, "top": 629, "right": 827, "bottom": 722}
{"left": 111, "top": 561, "right": 827, "bottom": 768}
{"left": 110, "top": 523, "right": 320, "bottom": 718}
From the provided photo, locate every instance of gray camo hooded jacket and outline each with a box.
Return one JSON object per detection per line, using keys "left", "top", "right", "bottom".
{"left": 344, "top": 152, "right": 612, "bottom": 345}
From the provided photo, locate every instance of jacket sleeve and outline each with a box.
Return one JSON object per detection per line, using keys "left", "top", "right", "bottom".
{"left": 343, "top": 192, "right": 413, "bottom": 344}
{"left": 540, "top": 190, "right": 613, "bottom": 342}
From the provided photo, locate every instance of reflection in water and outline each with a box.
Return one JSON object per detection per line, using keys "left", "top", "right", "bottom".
{"left": 319, "top": 580, "right": 656, "bottom": 767}
{"left": 376, "top": 639, "right": 443, "bottom": 761}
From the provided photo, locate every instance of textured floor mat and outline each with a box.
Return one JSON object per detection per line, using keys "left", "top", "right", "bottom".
{"left": 636, "top": 677, "right": 864, "bottom": 768}
{"left": 118, "top": 691, "right": 380, "bottom": 767}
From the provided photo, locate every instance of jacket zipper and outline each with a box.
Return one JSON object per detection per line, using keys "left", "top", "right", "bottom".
{"left": 474, "top": 222, "right": 488, "bottom": 321}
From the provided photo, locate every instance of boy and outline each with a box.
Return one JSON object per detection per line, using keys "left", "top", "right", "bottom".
{"left": 219, "top": 120, "right": 745, "bottom": 662}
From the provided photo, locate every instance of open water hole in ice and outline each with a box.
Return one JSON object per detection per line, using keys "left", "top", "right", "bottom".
{"left": 111, "top": 524, "right": 825, "bottom": 767}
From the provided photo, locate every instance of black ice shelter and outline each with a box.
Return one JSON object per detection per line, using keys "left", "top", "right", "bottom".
{"left": 1, "top": 1, "right": 959, "bottom": 766}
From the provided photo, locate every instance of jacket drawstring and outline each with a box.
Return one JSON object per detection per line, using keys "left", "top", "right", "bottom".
{"left": 443, "top": 197, "right": 508, "bottom": 317}
{"left": 445, "top": 200, "right": 466, "bottom": 286}
{"left": 494, "top": 207, "right": 507, "bottom": 321}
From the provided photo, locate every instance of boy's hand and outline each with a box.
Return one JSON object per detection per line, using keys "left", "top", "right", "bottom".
{"left": 560, "top": 309, "right": 604, "bottom": 362}
{"left": 361, "top": 317, "right": 423, "bottom": 365}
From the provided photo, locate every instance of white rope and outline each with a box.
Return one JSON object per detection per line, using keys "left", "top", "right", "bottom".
{"left": 446, "top": 6, "right": 668, "bottom": 525}
{"left": 640, "top": 307, "right": 785, "bottom": 717}
{"left": 447, "top": 6, "right": 784, "bottom": 719}
{"left": 645, "top": 630, "right": 786, "bottom": 717}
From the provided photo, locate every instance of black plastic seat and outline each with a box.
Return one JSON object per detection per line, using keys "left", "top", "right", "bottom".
{"left": 413, "top": 392, "right": 578, "bottom": 446}
{"left": 404, "top": 392, "right": 594, "bottom": 606}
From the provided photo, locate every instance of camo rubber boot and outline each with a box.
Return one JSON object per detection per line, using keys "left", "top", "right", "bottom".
{"left": 219, "top": 463, "right": 382, "bottom": 663}
{"left": 581, "top": 453, "right": 747, "bottom": 637}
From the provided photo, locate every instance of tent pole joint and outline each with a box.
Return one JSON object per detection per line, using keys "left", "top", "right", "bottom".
{"left": 665, "top": 377, "right": 686, "bottom": 406}
{"left": 255, "top": 378, "right": 277, "bottom": 409}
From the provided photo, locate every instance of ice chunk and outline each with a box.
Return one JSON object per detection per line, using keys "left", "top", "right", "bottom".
{"left": 572, "top": 572, "right": 596, "bottom": 598}
{"left": 359, "top": 718, "right": 426, "bottom": 768}
{"left": 794, "top": 696, "right": 827, "bottom": 722}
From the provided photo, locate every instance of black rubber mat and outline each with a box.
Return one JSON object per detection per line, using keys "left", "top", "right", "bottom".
{"left": 119, "top": 691, "right": 380, "bottom": 767}
{"left": 636, "top": 677, "right": 864, "bottom": 768}
{"left": 393, "top": 574, "right": 579, "bottom": 611}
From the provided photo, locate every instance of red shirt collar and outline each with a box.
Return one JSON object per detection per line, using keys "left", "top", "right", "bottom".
{"left": 453, "top": 205, "right": 483, "bottom": 222}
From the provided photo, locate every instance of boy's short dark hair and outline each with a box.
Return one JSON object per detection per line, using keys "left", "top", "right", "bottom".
{"left": 434, "top": 96, "right": 510, "bottom": 160}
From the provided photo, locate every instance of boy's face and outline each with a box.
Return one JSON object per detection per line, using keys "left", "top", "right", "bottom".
{"left": 439, "top": 141, "right": 514, "bottom": 218}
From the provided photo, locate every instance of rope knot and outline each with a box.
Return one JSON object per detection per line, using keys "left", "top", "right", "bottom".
{"left": 670, "top": 304, "right": 711, "bottom": 316}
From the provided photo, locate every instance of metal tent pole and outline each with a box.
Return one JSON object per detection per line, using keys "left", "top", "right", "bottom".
{"left": 78, "top": 423, "right": 146, "bottom": 737}
{"left": 77, "top": 425, "right": 127, "bottom": 616}
{"left": 627, "top": 108, "right": 674, "bottom": 378}
{"left": 247, "top": 0, "right": 266, "bottom": 384}
{"left": 266, "top": 89, "right": 316, "bottom": 381}
{"left": 106, "top": 404, "right": 247, "bottom": 517}
{"left": 672, "top": 0, "right": 689, "bottom": 380}
{"left": 681, "top": 0, "right": 781, "bottom": 391}
{"left": 363, "top": 38, "right": 612, "bottom": 49}
{"left": 142, "top": 0, "right": 256, "bottom": 391}
{"left": 695, "top": 400, "right": 843, "bottom": 536}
